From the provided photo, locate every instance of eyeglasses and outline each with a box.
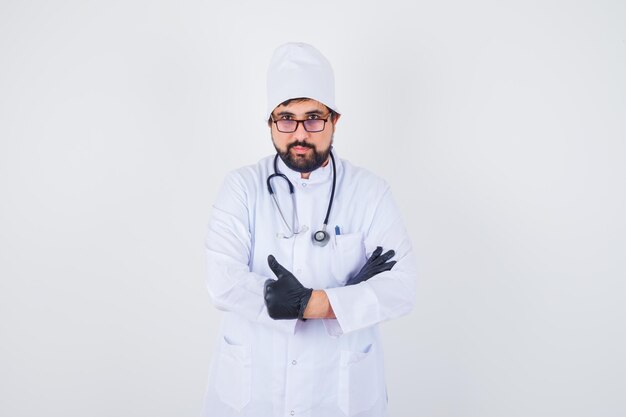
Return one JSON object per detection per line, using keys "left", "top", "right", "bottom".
{"left": 272, "top": 116, "right": 331, "bottom": 133}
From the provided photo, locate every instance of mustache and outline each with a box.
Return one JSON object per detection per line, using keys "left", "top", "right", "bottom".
{"left": 288, "top": 141, "right": 315, "bottom": 151}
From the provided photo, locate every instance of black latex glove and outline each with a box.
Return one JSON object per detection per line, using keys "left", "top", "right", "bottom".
{"left": 264, "top": 255, "right": 313, "bottom": 320}
{"left": 345, "top": 246, "right": 397, "bottom": 286}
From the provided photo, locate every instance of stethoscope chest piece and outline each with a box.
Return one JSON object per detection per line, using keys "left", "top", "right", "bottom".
{"left": 312, "top": 229, "right": 330, "bottom": 247}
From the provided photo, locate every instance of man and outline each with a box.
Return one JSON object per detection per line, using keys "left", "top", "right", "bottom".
{"left": 202, "top": 42, "right": 417, "bottom": 417}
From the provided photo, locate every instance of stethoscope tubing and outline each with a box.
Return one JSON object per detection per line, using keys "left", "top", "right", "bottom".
{"left": 266, "top": 150, "right": 336, "bottom": 242}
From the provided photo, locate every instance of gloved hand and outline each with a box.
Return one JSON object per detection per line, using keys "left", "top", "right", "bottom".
{"left": 345, "top": 246, "right": 396, "bottom": 286}
{"left": 264, "top": 255, "right": 313, "bottom": 320}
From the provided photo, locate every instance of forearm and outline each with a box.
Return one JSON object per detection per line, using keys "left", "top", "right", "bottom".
{"left": 303, "top": 290, "right": 336, "bottom": 319}
{"left": 324, "top": 251, "right": 417, "bottom": 333}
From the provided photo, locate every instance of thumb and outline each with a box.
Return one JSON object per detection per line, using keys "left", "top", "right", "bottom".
{"left": 267, "top": 254, "right": 288, "bottom": 279}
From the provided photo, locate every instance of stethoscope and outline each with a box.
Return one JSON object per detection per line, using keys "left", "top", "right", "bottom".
{"left": 266, "top": 151, "right": 336, "bottom": 247}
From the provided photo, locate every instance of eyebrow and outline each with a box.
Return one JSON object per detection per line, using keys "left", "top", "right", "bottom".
{"left": 275, "top": 109, "right": 326, "bottom": 117}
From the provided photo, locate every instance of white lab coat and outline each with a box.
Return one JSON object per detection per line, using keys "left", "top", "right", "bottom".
{"left": 201, "top": 148, "right": 417, "bottom": 417}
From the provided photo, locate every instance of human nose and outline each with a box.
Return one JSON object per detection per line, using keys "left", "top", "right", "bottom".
{"left": 292, "top": 120, "right": 310, "bottom": 140}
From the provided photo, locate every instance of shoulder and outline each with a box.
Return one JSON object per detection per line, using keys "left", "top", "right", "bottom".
{"left": 339, "top": 157, "right": 390, "bottom": 196}
{"left": 222, "top": 155, "right": 274, "bottom": 189}
{"left": 213, "top": 156, "right": 273, "bottom": 208}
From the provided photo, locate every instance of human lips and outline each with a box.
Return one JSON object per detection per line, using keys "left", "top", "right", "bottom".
{"left": 291, "top": 145, "right": 312, "bottom": 153}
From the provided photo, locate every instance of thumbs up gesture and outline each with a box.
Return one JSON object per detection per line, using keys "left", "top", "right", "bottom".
{"left": 264, "top": 255, "right": 313, "bottom": 320}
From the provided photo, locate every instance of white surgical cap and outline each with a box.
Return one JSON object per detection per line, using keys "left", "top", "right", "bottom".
{"left": 266, "top": 42, "right": 339, "bottom": 120}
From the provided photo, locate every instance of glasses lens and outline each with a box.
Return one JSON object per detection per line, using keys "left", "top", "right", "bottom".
{"left": 303, "top": 119, "right": 325, "bottom": 132}
{"left": 276, "top": 120, "right": 297, "bottom": 132}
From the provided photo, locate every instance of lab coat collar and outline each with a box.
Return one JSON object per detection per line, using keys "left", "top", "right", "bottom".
{"left": 275, "top": 147, "right": 342, "bottom": 185}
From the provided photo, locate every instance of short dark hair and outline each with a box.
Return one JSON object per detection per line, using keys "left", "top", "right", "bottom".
{"left": 267, "top": 97, "right": 339, "bottom": 126}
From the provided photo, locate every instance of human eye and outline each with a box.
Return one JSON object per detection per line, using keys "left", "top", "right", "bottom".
{"left": 280, "top": 115, "right": 293, "bottom": 120}
{"left": 307, "top": 114, "right": 320, "bottom": 120}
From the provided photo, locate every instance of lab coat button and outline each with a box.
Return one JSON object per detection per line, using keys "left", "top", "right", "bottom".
{"left": 301, "top": 183, "right": 307, "bottom": 187}
{"left": 290, "top": 411, "right": 295, "bottom": 416}
{"left": 292, "top": 360, "right": 297, "bottom": 365}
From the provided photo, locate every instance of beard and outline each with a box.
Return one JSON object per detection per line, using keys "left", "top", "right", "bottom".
{"left": 272, "top": 136, "right": 333, "bottom": 173}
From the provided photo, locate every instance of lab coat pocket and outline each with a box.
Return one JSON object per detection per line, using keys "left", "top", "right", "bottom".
{"left": 330, "top": 232, "right": 365, "bottom": 285}
{"left": 338, "top": 343, "right": 380, "bottom": 416}
{"left": 215, "top": 336, "right": 252, "bottom": 411}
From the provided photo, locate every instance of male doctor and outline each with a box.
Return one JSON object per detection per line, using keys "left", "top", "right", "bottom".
{"left": 202, "top": 43, "right": 417, "bottom": 417}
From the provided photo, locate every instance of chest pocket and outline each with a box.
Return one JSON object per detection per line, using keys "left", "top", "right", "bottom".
{"left": 329, "top": 232, "right": 365, "bottom": 286}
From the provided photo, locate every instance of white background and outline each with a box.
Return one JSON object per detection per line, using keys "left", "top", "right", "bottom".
{"left": 1, "top": 1, "right": 625, "bottom": 416}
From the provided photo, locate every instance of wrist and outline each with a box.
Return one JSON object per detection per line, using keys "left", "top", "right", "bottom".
{"left": 303, "top": 290, "right": 336, "bottom": 319}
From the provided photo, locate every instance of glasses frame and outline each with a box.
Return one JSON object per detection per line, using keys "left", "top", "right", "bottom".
{"left": 271, "top": 115, "right": 331, "bottom": 133}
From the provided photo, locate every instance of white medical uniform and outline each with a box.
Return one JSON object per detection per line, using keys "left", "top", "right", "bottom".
{"left": 201, "top": 148, "right": 417, "bottom": 417}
